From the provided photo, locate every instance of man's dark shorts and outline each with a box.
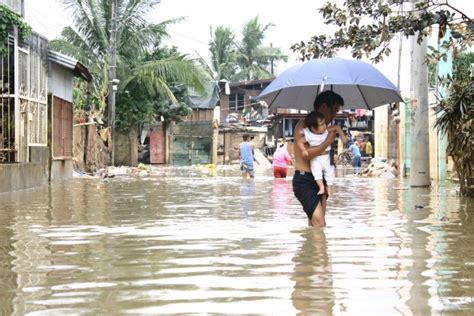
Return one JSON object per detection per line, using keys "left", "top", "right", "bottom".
{"left": 292, "top": 170, "right": 325, "bottom": 219}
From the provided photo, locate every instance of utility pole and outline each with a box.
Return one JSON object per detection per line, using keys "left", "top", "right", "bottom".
{"left": 108, "top": 0, "right": 118, "bottom": 166}
{"left": 409, "top": 0, "right": 431, "bottom": 187}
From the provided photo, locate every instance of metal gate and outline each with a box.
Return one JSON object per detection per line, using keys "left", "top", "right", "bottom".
{"left": 0, "top": 37, "right": 15, "bottom": 163}
{"left": 0, "top": 30, "right": 48, "bottom": 163}
{"left": 171, "top": 135, "right": 211, "bottom": 166}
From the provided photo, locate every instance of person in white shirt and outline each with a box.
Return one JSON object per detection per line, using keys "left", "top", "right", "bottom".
{"left": 297, "top": 111, "right": 348, "bottom": 197}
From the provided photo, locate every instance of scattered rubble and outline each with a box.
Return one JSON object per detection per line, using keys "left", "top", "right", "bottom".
{"left": 74, "top": 163, "right": 223, "bottom": 179}
{"left": 358, "top": 159, "right": 398, "bottom": 178}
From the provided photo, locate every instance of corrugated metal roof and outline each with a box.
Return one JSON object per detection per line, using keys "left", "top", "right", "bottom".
{"left": 48, "top": 51, "right": 92, "bottom": 82}
{"left": 229, "top": 78, "right": 273, "bottom": 88}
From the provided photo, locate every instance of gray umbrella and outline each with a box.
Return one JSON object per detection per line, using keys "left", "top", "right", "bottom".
{"left": 258, "top": 57, "right": 403, "bottom": 110}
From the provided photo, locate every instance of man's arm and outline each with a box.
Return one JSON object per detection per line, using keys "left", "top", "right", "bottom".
{"left": 294, "top": 121, "right": 336, "bottom": 161}
{"left": 334, "top": 126, "right": 349, "bottom": 144}
{"left": 339, "top": 131, "right": 349, "bottom": 144}
{"left": 296, "top": 134, "right": 309, "bottom": 158}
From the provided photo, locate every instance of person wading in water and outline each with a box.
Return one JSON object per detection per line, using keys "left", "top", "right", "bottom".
{"left": 292, "top": 91, "right": 344, "bottom": 228}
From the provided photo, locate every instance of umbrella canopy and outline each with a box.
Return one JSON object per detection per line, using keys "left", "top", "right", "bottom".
{"left": 258, "top": 57, "right": 403, "bottom": 111}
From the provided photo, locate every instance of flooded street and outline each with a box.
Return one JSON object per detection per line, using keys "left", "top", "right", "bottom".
{"left": 0, "top": 166, "right": 473, "bottom": 315}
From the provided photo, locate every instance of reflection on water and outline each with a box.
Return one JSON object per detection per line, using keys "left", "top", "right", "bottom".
{"left": 0, "top": 166, "right": 473, "bottom": 315}
{"left": 272, "top": 179, "right": 292, "bottom": 219}
{"left": 292, "top": 229, "right": 334, "bottom": 315}
{"left": 240, "top": 180, "right": 256, "bottom": 218}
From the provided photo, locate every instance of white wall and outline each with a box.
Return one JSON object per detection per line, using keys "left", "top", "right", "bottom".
{"left": 49, "top": 63, "right": 74, "bottom": 102}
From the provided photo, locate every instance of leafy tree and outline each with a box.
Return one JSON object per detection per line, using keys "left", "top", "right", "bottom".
{"left": 291, "top": 0, "right": 472, "bottom": 195}
{"left": 235, "top": 16, "right": 288, "bottom": 81}
{"left": 116, "top": 46, "right": 197, "bottom": 129}
{"left": 434, "top": 53, "right": 474, "bottom": 196}
{"left": 49, "top": 0, "right": 207, "bottom": 126}
{"left": 291, "top": 0, "right": 472, "bottom": 63}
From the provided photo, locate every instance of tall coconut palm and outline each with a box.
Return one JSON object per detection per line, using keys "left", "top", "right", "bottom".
{"left": 49, "top": 0, "right": 207, "bottom": 124}
{"left": 208, "top": 26, "right": 237, "bottom": 81}
{"left": 235, "top": 16, "right": 288, "bottom": 81}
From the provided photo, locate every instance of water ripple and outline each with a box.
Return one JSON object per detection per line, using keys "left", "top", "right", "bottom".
{"left": 0, "top": 167, "right": 472, "bottom": 315}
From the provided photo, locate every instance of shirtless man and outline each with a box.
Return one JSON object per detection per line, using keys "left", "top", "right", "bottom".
{"left": 292, "top": 91, "right": 343, "bottom": 228}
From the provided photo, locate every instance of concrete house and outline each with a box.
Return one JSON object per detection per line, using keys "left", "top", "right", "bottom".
{"left": 48, "top": 51, "right": 92, "bottom": 179}
{"left": 0, "top": 1, "right": 91, "bottom": 193}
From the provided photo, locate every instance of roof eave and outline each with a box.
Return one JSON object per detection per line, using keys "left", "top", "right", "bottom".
{"left": 48, "top": 51, "right": 92, "bottom": 82}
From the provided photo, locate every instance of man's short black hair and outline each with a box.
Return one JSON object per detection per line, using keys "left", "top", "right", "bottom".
{"left": 314, "top": 90, "right": 344, "bottom": 111}
{"left": 305, "top": 111, "right": 326, "bottom": 129}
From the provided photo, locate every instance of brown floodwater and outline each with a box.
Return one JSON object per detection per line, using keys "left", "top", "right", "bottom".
{"left": 0, "top": 166, "right": 472, "bottom": 315}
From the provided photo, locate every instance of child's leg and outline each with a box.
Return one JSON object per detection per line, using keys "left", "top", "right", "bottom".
{"left": 315, "top": 179, "right": 325, "bottom": 195}
{"left": 323, "top": 161, "right": 335, "bottom": 197}
{"left": 311, "top": 159, "right": 325, "bottom": 195}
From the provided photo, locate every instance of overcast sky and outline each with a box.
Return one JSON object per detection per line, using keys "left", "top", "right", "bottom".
{"left": 23, "top": 0, "right": 471, "bottom": 94}
{"left": 24, "top": 0, "right": 335, "bottom": 64}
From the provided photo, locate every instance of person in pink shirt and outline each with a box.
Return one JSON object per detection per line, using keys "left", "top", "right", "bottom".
{"left": 272, "top": 141, "right": 293, "bottom": 178}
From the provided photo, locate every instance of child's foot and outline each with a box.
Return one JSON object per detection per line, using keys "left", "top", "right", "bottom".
{"left": 317, "top": 187, "right": 325, "bottom": 195}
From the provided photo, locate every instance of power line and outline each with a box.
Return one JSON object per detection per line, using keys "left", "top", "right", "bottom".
{"left": 167, "top": 29, "right": 209, "bottom": 46}
{"left": 24, "top": 4, "right": 69, "bottom": 39}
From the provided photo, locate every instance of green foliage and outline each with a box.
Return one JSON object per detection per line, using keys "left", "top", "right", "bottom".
{"left": 291, "top": 0, "right": 473, "bottom": 63}
{"left": 235, "top": 16, "right": 287, "bottom": 80}
{"left": 434, "top": 53, "right": 474, "bottom": 196}
{"left": 54, "top": 0, "right": 207, "bottom": 128}
{"left": 428, "top": 61, "right": 437, "bottom": 88}
{"left": 115, "top": 84, "right": 192, "bottom": 130}
{"left": 207, "top": 16, "right": 288, "bottom": 82}
{"left": 209, "top": 26, "right": 237, "bottom": 80}
{"left": 153, "top": 84, "right": 193, "bottom": 122}
{"left": 115, "top": 94, "right": 156, "bottom": 129}
{"left": 0, "top": 5, "right": 31, "bottom": 56}
{"left": 115, "top": 46, "right": 197, "bottom": 129}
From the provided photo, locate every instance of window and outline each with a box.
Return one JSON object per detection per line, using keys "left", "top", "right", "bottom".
{"left": 229, "top": 93, "right": 245, "bottom": 111}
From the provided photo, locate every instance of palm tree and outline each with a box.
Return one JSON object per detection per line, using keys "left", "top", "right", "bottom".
{"left": 235, "top": 16, "right": 288, "bottom": 81}
{"left": 49, "top": 0, "right": 207, "bottom": 125}
{"left": 208, "top": 26, "right": 237, "bottom": 81}
{"left": 116, "top": 46, "right": 205, "bottom": 128}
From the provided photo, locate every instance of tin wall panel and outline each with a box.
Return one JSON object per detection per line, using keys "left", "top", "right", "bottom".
{"left": 149, "top": 128, "right": 165, "bottom": 164}
{"left": 52, "top": 96, "right": 73, "bottom": 158}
